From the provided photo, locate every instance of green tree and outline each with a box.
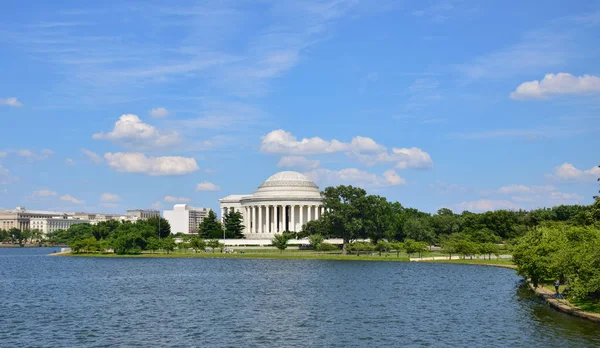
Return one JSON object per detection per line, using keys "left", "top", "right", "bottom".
{"left": 112, "top": 230, "right": 145, "bottom": 255}
{"left": 299, "top": 219, "right": 328, "bottom": 239}
{"left": 8, "top": 227, "right": 23, "bottom": 245}
{"left": 374, "top": 240, "right": 390, "bottom": 256}
{"left": 321, "top": 185, "right": 368, "bottom": 253}
{"left": 207, "top": 239, "right": 221, "bottom": 253}
{"left": 198, "top": 211, "right": 223, "bottom": 239}
{"left": 190, "top": 237, "right": 206, "bottom": 253}
{"left": 404, "top": 218, "right": 435, "bottom": 247}
{"left": 308, "top": 234, "right": 324, "bottom": 250}
{"left": 346, "top": 241, "right": 374, "bottom": 256}
{"left": 146, "top": 216, "right": 171, "bottom": 239}
{"left": 161, "top": 236, "right": 176, "bottom": 254}
{"left": 223, "top": 211, "right": 245, "bottom": 239}
{"left": 271, "top": 234, "right": 291, "bottom": 253}
{"left": 404, "top": 239, "right": 427, "bottom": 258}
{"left": 478, "top": 243, "right": 500, "bottom": 260}
{"left": 146, "top": 237, "right": 161, "bottom": 253}
{"left": 389, "top": 241, "right": 404, "bottom": 257}
{"left": 81, "top": 237, "right": 98, "bottom": 252}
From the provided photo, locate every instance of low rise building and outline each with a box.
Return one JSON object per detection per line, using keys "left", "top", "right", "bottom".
{"left": 163, "top": 204, "right": 211, "bottom": 234}
{"left": 30, "top": 217, "right": 89, "bottom": 234}
{"left": 126, "top": 209, "right": 160, "bottom": 219}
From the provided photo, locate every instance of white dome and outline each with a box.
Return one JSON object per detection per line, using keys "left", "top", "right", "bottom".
{"left": 249, "top": 171, "right": 321, "bottom": 199}
{"left": 259, "top": 171, "right": 318, "bottom": 189}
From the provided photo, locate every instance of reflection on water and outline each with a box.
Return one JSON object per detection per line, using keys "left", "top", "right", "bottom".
{"left": 0, "top": 248, "right": 599, "bottom": 347}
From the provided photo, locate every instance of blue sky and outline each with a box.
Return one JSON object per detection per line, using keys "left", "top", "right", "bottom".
{"left": 1, "top": 0, "right": 599, "bottom": 215}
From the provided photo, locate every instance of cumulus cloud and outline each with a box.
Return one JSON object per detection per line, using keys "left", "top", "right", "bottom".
{"left": 150, "top": 107, "right": 169, "bottom": 118}
{"left": 261, "top": 129, "right": 347, "bottom": 155}
{"left": 60, "top": 194, "right": 84, "bottom": 204}
{"left": 81, "top": 148, "right": 103, "bottom": 164}
{"left": 93, "top": 114, "right": 180, "bottom": 149}
{"left": 454, "top": 199, "right": 521, "bottom": 212}
{"left": 511, "top": 73, "right": 600, "bottom": 100}
{"left": 33, "top": 189, "right": 57, "bottom": 197}
{"left": 196, "top": 181, "right": 220, "bottom": 191}
{"left": 104, "top": 152, "right": 199, "bottom": 176}
{"left": 0, "top": 97, "right": 22, "bottom": 107}
{"left": 164, "top": 195, "right": 191, "bottom": 202}
{"left": 100, "top": 193, "right": 120, "bottom": 202}
{"left": 550, "top": 163, "right": 600, "bottom": 182}
{"left": 261, "top": 129, "right": 433, "bottom": 169}
{"left": 277, "top": 156, "right": 320, "bottom": 170}
{"left": 306, "top": 168, "right": 406, "bottom": 187}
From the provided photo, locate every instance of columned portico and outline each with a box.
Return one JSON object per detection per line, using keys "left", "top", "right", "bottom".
{"left": 219, "top": 171, "right": 324, "bottom": 239}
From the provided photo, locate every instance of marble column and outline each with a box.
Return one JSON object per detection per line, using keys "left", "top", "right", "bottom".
{"left": 290, "top": 205, "right": 295, "bottom": 232}
{"left": 266, "top": 205, "right": 270, "bottom": 234}
{"left": 251, "top": 206, "right": 255, "bottom": 233}
{"left": 299, "top": 205, "right": 304, "bottom": 229}
{"left": 308, "top": 204, "right": 312, "bottom": 222}
{"left": 279, "top": 205, "right": 284, "bottom": 232}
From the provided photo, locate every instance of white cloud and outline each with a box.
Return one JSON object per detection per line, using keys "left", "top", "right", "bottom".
{"left": 306, "top": 168, "right": 406, "bottom": 187}
{"left": 33, "top": 189, "right": 57, "bottom": 197}
{"left": 65, "top": 158, "right": 76, "bottom": 166}
{"left": 0, "top": 97, "right": 22, "bottom": 107}
{"left": 511, "top": 73, "right": 600, "bottom": 100}
{"left": 164, "top": 195, "right": 191, "bottom": 202}
{"left": 497, "top": 184, "right": 555, "bottom": 194}
{"left": 260, "top": 129, "right": 348, "bottom": 155}
{"left": 261, "top": 129, "right": 433, "bottom": 169}
{"left": 60, "top": 194, "right": 84, "bottom": 204}
{"left": 196, "top": 181, "right": 220, "bottom": 191}
{"left": 454, "top": 199, "right": 521, "bottom": 212}
{"left": 100, "top": 193, "right": 120, "bottom": 202}
{"left": 104, "top": 152, "right": 199, "bottom": 176}
{"left": 12, "top": 149, "right": 54, "bottom": 161}
{"left": 93, "top": 114, "right": 180, "bottom": 149}
{"left": 277, "top": 156, "right": 320, "bottom": 170}
{"left": 551, "top": 163, "right": 600, "bottom": 182}
{"left": 0, "top": 165, "right": 18, "bottom": 184}
{"left": 549, "top": 192, "right": 584, "bottom": 201}
{"left": 81, "top": 148, "right": 103, "bottom": 164}
{"left": 150, "top": 107, "right": 169, "bottom": 118}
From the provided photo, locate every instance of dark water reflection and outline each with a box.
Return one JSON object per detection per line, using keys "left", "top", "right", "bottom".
{"left": 1, "top": 248, "right": 598, "bottom": 347}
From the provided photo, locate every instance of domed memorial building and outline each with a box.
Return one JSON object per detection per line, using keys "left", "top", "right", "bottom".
{"left": 219, "top": 171, "right": 324, "bottom": 239}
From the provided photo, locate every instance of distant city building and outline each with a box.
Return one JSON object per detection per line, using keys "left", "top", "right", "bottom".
{"left": 0, "top": 206, "right": 66, "bottom": 231}
{"left": 219, "top": 171, "right": 324, "bottom": 239}
{"left": 163, "top": 204, "right": 211, "bottom": 234}
{"left": 0, "top": 206, "right": 160, "bottom": 231}
{"left": 30, "top": 217, "right": 89, "bottom": 234}
{"left": 126, "top": 209, "right": 160, "bottom": 219}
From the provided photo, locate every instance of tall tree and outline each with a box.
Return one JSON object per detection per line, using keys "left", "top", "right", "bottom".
{"left": 321, "top": 185, "right": 368, "bottom": 253}
{"left": 198, "top": 210, "right": 223, "bottom": 239}
{"left": 146, "top": 216, "right": 171, "bottom": 238}
{"left": 223, "top": 211, "right": 245, "bottom": 239}
{"left": 271, "top": 233, "right": 291, "bottom": 253}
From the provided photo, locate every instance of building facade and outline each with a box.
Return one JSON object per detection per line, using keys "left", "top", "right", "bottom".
{"left": 163, "top": 204, "right": 211, "bottom": 234}
{"left": 30, "top": 217, "right": 89, "bottom": 234}
{"left": 0, "top": 207, "right": 63, "bottom": 231}
{"left": 219, "top": 171, "right": 324, "bottom": 239}
{"left": 126, "top": 209, "right": 160, "bottom": 219}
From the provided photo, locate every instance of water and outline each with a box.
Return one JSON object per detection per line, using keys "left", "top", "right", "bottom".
{"left": 1, "top": 248, "right": 598, "bottom": 347}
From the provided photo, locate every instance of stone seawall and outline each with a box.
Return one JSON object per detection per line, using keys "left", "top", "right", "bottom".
{"left": 528, "top": 282, "right": 600, "bottom": 324}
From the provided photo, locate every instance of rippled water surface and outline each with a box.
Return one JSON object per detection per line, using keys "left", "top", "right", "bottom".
{"left": 1, "top": 248, "right": 599, "bottom": 347}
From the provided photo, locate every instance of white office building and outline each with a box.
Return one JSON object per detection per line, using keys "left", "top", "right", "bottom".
{"left": 163, "top": 204, "right": 211, "bottom": 234}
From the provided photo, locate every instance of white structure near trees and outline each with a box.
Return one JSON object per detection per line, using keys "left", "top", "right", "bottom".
{"left": 163, "top": 204, "right": 211, "bottom": 234}
{"left": 30, "top": 217, "right": 89, "bottom": 234}
{"left": 219, "top": 171, "right": 324, "bottom": 239}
